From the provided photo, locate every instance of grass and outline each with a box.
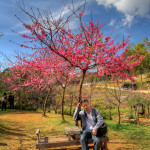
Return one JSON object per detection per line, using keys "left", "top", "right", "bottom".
{"left": 0, "top": 110, "right": 75, "bottom": 150}
{"left": 0, "top": 109, "right": 150, "bottom": 150}
{"left": 106, "top": 120, "right": 150, "bottom": 149}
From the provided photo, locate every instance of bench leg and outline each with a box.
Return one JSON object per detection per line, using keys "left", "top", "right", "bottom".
{"left": 68, "top": 135, "right": 71, "bottom": 141}
{"left": 104, "top": 142, "right": 108, "bottom": 150}
{"left": 100, "top": 141, "right": 104, "bottom": 150}
{"left": 100, "top": 142, "right": 108, "bottom": 150}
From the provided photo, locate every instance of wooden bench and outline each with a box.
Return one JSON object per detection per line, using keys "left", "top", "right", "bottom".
{"left": 35, "top": 128, "right": 109, "bottom": 150}
{"left": 65, "top": 126, "right": 81, "bottom": 141}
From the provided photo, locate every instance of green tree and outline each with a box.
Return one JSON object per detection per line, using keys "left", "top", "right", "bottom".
{"left": 0, "top": 68, "right": 10, "bottom": 94}
{"left": 126, "top": 38, "right": 150, "bottom": 84}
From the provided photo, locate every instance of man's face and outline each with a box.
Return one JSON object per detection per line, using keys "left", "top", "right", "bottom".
{"left": 82, "top": 102, "right": 90, "bottom": 111}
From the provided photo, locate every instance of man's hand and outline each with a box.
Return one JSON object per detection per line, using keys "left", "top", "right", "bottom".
{"left": 77, "top": 102, "right": 81, "bottom": 107}
{"left": 92, "top": 130, "right": 97, "bottom": 135}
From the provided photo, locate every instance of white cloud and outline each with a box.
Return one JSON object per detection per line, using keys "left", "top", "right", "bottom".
{"left": 9, "top": 0, "right": 84, "bottom": 36}
{"left": 108, "top": 18, "right": 116, "bottom": 26}
{"left": 96, "top": 0, "right": 150, "bottom": 26}
{"left": 18, "top": 30, "right": 31, "bottom": 35}
{"left": 122, "top": 14, "right": 134, "bottom": 27}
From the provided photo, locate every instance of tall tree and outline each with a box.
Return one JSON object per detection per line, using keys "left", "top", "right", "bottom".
{"left": 36, "top": 55, "right": 75, "bottom": 120}
{"left": 15, "top": 2, "right": 142, "bottom": 104}
{"left": 126, "top": 38, "right": 150, "bottom": 84}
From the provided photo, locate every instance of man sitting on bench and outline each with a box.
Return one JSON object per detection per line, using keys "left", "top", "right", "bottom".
{"left": 73, "top": 99, "right": 104, "bottom": 150}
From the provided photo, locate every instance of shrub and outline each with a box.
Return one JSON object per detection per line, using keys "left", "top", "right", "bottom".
{"left": 146, "top": 113, "right": 150, "bottom": 119}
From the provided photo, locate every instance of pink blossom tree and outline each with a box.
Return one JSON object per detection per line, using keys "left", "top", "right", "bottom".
{"left": 28, "top": 55, "right": 78, "bottom": 120}
{"left": 14, "top": 2, "right": 143, "bottom": 112}
{"left": 2, "top": 62, "right": 31, "bottom": 111}
{"left": 35, "top": 54, "right": 76, "bottom": 120}
{"left": 53, "top": 58, "right": 76, "bottom": 120}
{"left": 2, "top": 57, "right": 56, "bottom": 115}
{"left": 22, "top": 57, "right": 57, "bottom": 116}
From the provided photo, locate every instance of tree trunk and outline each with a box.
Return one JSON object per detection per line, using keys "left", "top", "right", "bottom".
{"left": 130, "top": 106, "right": 133, "bottom": 119}
{"left": 144, "top": 106, "right": 146, "bottom": 118}
{"left": 18, "top": 91, "right": 22, "bottom": 112}
{"left": 23, "top": 88, "right": 26, "bottom": 109}
{"left": 140, "top": 74, "right": 143, "bottom": 86}
{"left": 136, "top": 106, "right": 140, "bottom": 124}
{"left": 78, "top": 69, "right": 87, "bottom": 102}
{"left": 20, "top": 88, "right": 26, "bottom": 112}
{"left": 76, "top": 69, "right": 86, "bottom": 126}
{"left": 55, "top": 109, "right": 57, "bottom": 114}
{"left": 109, "top": 104, "right": 112, "bottom": 120}
{"left": 36, "top": 98, "right": 39, "bottom": 110}
{"left": 20, "top": 100, "right": 22, "bottom": 112}
{"left": 117, "top": 105, "right": 121, "bottom": 124}
{"left": 89, "top": 84, "right": 93, "bottom": 106}
{"left": 134, "top": 106, "right": 136, "bottom": 120}
{"left": 61, "top": 87, "right": 66, "bottom": 121}
{"left": 70, "top": 95, "right": 73, "bottom": 116}
{"left": 49, "top": 92, "right": 53, "bottom": 113}
{"left": 43, "top": 89, "right": 51, "bottom": 116}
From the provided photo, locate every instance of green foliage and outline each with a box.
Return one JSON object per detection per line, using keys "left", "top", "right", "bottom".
{"left": 126, "top": 38, "right": 150, "bottom": 75}
{"left": 0, "top": 71, "right": 9, "bottom": 93}
{"left": 128, "top": 94, "right": 148, "bottom": 106}
{"left": 145, "top": 113, "right": 150, "bottom": 119}
{"left": 99, "top": 110, "right": 110, "bottom": 120}
{"left": 125, "top": 113, "right": 134, "bottom": 119}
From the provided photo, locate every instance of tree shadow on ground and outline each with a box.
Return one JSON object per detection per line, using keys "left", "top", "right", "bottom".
{"left": 0, "top": 128, "right": 26, "bottom": 136}
{"left": 0, "top": 121, "right": 24, "bottom": 132}
{"left": 0, "top": 123, "right": 27, "bottom": 136}
{"left": 0, "top": 143, "right": 7, "bottom": 147}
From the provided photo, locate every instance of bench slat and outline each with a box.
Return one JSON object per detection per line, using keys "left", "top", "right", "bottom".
{"left": 65, "top": 126, "right": 81, "bottom": 135}
{"left": 36, "top": 135, "right": 109, "bottom": 149}
{"left": 37, "top": 136, "right": 82, "bottom": 148}
{"left": 40, "top": 144, "right": 94, "bottom": 150}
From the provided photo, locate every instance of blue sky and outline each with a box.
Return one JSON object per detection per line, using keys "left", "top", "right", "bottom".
{"left": 0, "top": 0, "right": 150, "bottom": 71}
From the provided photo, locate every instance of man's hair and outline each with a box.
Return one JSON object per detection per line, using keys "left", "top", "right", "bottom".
{"left": 81, "top": 99, "right": 89, "bottom": 103}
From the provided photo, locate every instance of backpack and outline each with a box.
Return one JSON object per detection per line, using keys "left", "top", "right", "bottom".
{"left": 2, "top": 96, "right": 7, "bottom": 103}
{"left": 96, "top": 122, "right": 108, "bottom": 137}
{"left": 93, "top": 108, "right": 108, "bottom": 137}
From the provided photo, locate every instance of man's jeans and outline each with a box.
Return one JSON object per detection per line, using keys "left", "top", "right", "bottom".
{"left": 80, "top": 129, "right": 101, "bottom": 150}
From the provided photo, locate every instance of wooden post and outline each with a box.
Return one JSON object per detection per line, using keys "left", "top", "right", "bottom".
{"left": 136, "top": 105, "right": 139, "bottom": 124}
{"left": 36, "top": 129, "right": 40, "bottom": 143}
{"left": 104, "top": 142, "right": 108, "bottom": 150}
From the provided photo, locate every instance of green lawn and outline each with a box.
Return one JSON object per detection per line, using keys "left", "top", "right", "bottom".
{"left": 0, "top": 110, "right": 150, "bottom": 150}
{"left": 106, "top": 120, "right": 150, "bottom": 150}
